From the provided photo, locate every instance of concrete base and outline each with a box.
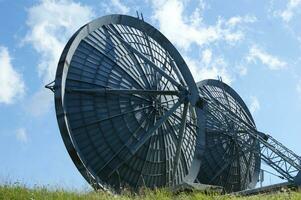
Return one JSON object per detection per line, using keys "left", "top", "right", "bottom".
{"left": 173, "top": 181, "right": 223, "bottom": 194}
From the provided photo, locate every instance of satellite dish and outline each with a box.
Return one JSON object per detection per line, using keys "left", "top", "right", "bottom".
{"left": 53, "top": 14, "right": 204, "bottom": 191}
{"left": 196, "top": 79, "right": 260, "bottom": 192}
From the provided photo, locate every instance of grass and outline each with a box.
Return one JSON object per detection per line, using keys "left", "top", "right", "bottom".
{"left": 0, "top": 184, "right": 301, "bottom": 200}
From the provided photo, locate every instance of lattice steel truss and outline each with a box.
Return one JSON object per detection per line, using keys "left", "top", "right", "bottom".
{"left": 197, "top": 79, "right": 301, "bottom": 187}
{"left": 260, "top": 134, "right": 301, "bottom": 181}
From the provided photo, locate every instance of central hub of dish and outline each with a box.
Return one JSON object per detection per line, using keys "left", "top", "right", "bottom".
{"left": 153, "top": 98, "right": 161, "bottom": 110}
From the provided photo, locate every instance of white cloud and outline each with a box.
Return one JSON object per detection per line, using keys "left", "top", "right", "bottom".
{"left": 25, "top": 0, "right": 95, "bottom": 83}
{"left": 246, "top": 45, "right": 287, "bottom": 70}
{"left": 201, "top": 49, "right": 212, "bottom": 65}
{"left": 150, "top": 0, "right": 256, "bottom": 50}
{"left": 236, "top": 65, "right": 248, "bottom": 76}
{"left": 24, "top": 0, "right": 94, "bottom": 116}
{"left": 26, "top": 89, "right": 53, "bottom": 117}
{"left": 0, "top": 46, "right": 25, "bottom": 104}
{"left": 226, "top": 15, "right": 257, "bottom": 27}
{"left": 16, "top": 128, "right": 28, "bottom": 143}
{"left": 110, "top": 0, "right": 130, "bottom": 14}
{"left": 249, "top": 96, "right": 260, "bottom": 115}
{"left": 274, "top": 0, "right": 301, "bottom": 22}
{"left": 149, "top": 0, "right": 255, "bottom": 84}
{"left": 100, "top": 0, "right": 131, "bottom": 15}
{"left": 185, "top": 54, "right": 233, "bottom": 85}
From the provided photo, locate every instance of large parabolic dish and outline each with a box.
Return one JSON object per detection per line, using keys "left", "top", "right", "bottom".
{"left": 54, "top": 14, "right": 204, "bottom": 191}
{"left": 196, "top": 79, "right": 261, "bottom": 192}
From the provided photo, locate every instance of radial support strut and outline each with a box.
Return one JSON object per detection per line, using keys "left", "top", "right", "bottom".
{"left": 66, "top": 88, "right": 181, "bottom": 96}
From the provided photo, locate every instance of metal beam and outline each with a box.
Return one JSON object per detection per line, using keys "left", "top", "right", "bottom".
{"left": 172, "top": 101, "right": 189, "bottom": 185}
{"left": 103, "top": 25, "right": 153, "bottom": 89}
{"left": 203, "top": 86, "right": 301, "bottom": 182}
{"left": 129, "top": 98, "right": 184, "bottom": 154}
{"left": 66, "top": 88, "right": 181, "bottom": 96}
{"left": 105, "top": 26, "right": 183, "bottom": 89}
{"left": 104, "top": 98, "right": 185, "bottom": 177}
{"left": 209, "top": 142, "right": 235, "bottom": 184}
{"left": 96, "top": 109, "right": 155, "bottom": 176}
{"left": 82, "top": 39, "right": 147, "bottom": 90}
{"left": 72, "top": 104, "right": 153, "bottom": 130}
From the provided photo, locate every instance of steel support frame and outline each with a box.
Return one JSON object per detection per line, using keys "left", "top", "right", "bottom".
{"left": 202, "top": 87, "right": 301, "bottom": 183}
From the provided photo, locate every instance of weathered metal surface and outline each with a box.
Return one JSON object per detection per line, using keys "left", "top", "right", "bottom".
{"left": 53, "top": 14, "right": 204, "bottom": 191}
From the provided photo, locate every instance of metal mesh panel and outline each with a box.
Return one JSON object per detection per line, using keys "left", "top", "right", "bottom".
{"left": 54, "top": 15, "right": 202, "bottom": 191}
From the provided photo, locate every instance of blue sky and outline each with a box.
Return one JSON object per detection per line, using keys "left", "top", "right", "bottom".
{"left": 0, "top": 0, "right": 301, "bottom": 190}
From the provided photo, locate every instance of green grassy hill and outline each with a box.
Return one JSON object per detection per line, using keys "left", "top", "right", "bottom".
{"left": 1, "top": 184, "right": 301, "bottom": 200}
